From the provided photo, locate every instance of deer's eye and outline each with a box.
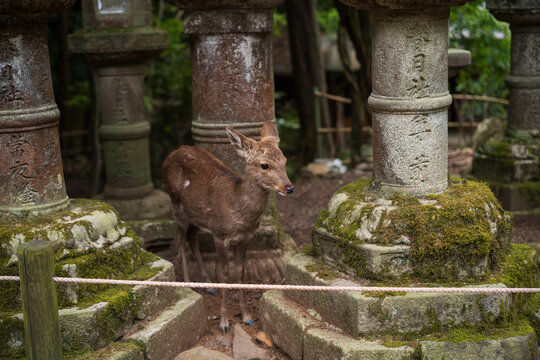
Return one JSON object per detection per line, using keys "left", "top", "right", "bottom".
{"left": 261, "top": 164, "right": 269, "bottom": 170}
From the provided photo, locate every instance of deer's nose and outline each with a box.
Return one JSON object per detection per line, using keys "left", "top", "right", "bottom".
{"left": 285, "top": 185, "right": 294, "bottom": 194}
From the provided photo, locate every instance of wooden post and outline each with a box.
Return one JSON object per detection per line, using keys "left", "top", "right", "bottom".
{"left": 18, "top": 241, "right": 62, "bottom": 360}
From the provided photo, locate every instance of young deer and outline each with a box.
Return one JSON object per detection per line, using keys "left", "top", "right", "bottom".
{"left": 162, "top": 121, "right": 293, "bottom": 332}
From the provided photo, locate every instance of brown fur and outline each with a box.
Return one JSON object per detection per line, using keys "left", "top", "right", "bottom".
{"left": 162, "top": 121, "right": 293, "bottom": 331}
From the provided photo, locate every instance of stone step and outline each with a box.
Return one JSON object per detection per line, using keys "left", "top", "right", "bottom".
{"left": 283, "top": 253, "right": 510, "bottom": 337}
{"left": 259, "top": 290, "right": 416, "bottom": 360}
{"left": 128, "top": 288, "right": 207, "bottom": 360}
{"left": 259, "top": 290, "right": 538, "bottom": 360}
{"left": 2, "top": 259, "right": 180, "bottom": 354}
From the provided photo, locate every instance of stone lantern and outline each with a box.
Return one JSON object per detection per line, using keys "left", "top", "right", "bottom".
{"left": 259, "top": 1, "right": 538, "bottom": 358}
{"left": 0, "top": 1, "right": 73, "bottom": 216}
{"left": 69, "top": 0, "right": 172, "bottom": 220}
{"left": 166, "top": 0, "right": 296, "bottom": 282}
{"left": 0, "top": 3, "right": 206, "bottom": 357}
{"left": 473, "top": 0, "right": 540, "bottom": 211}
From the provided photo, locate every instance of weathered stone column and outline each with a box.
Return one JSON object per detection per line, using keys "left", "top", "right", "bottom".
{"left": 167, "top": 0, "right": 296, "bottom": 282}
{"left": 169, "top": 0, "right": 279, "bottom": 173}
{"left": 69, "top": 0, "right": 171, "bottom": 220}
{"left": 473, "top": 1, "right": 540, "bottom": 211}
{"left": 0, "top": 1, "right": 73, "bottom": 216}
{"left": 362, "top": 4, "right": 466, "bottom": 195}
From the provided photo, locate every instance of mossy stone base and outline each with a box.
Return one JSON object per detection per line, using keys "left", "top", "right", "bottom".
{"left": 283, "top": 253, "right": 511, "bottom": 337}
{"left": 473, "top": 138, "right": 540, "bottom": 184}
{"left": 0, "top": 199, "right": 201, "bottom": 358}
{"left": 489, "top": 181, "right": 540, "bottom": 211}
{"left": 315, "top": 178, "right": 512, "bottom": 281}
{"left": 1, "top": 259, "right": 176, "bottom": 356}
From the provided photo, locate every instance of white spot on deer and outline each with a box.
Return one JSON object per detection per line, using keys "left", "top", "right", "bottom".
{"left": 184, "top": 180, "right": 190, "bottom": 188}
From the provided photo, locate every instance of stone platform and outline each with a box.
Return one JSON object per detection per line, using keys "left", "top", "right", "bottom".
{"left": 259, "top": 178, "right": 539, "bottom": 359}
{"left": 0, "top": 199, "right": 206, "bottom": 359}
{"left": 260, "top": 251, "right": 539, "bottom": 360}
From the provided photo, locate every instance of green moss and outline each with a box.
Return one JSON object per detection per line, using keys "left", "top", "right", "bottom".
{"left": 94, "top": 289, "right": 141, "bottom": 343}
{"left": 305, "top": 263, "right": 339, "bottom": 280}
{"left": 300, "top": 244, "right": 316, "bottom": 257}
{"left": 0, "top": 313, "right": 25, "bottom": 359}
{"left": 432, "top": 319, "right": 534, "bottom": 343}
{"left": 316, "top": 177, "right": 512, "bottom": 282}
{"left": 64, "top": 340, "right": 142, "bottom": 359}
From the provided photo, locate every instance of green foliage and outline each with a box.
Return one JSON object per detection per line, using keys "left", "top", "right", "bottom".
{"left": 64, "top": 81, "right": 91, "bottom": 110}
{"left": 316, "top": 0, "right": 340, "bottom": 35}
{"left": 449, "top": 1, "right": 511, "bottom": 118}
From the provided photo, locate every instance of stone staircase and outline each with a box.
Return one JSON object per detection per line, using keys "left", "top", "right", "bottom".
{"left": 260, "top": 253, "right": 539, "bottom": 360}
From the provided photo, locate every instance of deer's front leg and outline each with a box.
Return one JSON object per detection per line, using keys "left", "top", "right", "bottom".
{"left": 214, "top": 239, "right": 230, "bottom": 333}
{"left": 233, "top": 241, "right": 253, "bottom": 326}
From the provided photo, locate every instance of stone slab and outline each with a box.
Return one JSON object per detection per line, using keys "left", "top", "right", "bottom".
{"left": 304, "top": 328, "right": 415, "bottom": 360}
{"left": 174, "top": 346, "right": 233, "bottom": 360}
{"left": 133, "top": 259, "right": 177, "bottom": 319}
{"left": 420, "top": 333, "right": 537, "bottom": 360}
{"left": 232, "top": 323, "right": 268, "bottom": 360}
{"left": 259, "top": 290, "right": 416, "bottom": 360}
{"left": 284, "top": 253, "right": 510, "bottom": 337}
{"left": 56, "top": 259, "right": 179, "bottom": 351}
{"left": 69, "top": 341, "right": 145, "bottom": 360}
{"left": 129, "top": 219, "right": 177, "bottom": 245}
{"left": 129, "top": 288, "right": 207, "bottom": 360}
{"left": 259, "top": 290, "right": 320, "bottom": 360}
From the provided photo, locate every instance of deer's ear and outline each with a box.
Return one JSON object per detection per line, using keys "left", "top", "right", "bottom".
{"left": 261, "top": 121, "right": 280, "bottom": 143}
{"left": 226, "top": 127, "right": 255, "bottom": 158}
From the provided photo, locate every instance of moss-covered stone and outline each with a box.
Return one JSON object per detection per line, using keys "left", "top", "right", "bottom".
{"left": 314, "top": 178, "right": 512, "bottom": 281}
{"left": 0, "top": 199, "right": 170, "bottom": 356}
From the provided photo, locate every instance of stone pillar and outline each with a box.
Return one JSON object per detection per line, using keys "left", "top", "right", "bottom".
{"left": 360, "top": 4, "right": 467, "bottom": 195}
{"left": 0, "top": 1, "right": 73, "bottom": 216}
{"left": 69, "top": 0, "right": 172, "bottom": 220}
{"left": 473, "top": 1, "right": 540, "bottom": 211}
{"left": 169, "top": 0, "right": 279, "bottom": 173}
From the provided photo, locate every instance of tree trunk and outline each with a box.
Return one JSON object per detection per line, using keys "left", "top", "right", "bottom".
{"left": 286, "top": 0, "right": 335, "bottom": 162}
{"left": 334, "top": 2, "right": 371, "bottom": 165}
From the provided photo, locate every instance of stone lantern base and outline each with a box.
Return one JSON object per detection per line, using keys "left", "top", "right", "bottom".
{"left": 0, "top": 199, "right": 206, "bottom": 359}
{"left": 473, "top": 137, "right": 540, "bottom": 212}
{"left": 259, "top": 178, "right": 540, "bottom": 359}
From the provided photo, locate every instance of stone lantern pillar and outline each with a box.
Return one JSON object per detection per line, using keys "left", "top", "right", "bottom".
{"left": 166, "top": 0, "right": 296, "bottom": 282}
{"left": 69, "top": 0, "right": 172, "bottom": 220}
{"left": 0, "top": 1, "right": 73, "bottom": 216}
{"left": 259, "top": 2, "right": 536, "bottom": 358}
{"left": 473, "top": 1, "right": 540, "bottom": 211}
{"left": 168, "top": 0, "right": 280, "bottom": 173}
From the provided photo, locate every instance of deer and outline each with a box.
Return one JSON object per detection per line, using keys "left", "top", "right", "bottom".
{"left": 162, "top": 121, "right": 294, "bottom": 333}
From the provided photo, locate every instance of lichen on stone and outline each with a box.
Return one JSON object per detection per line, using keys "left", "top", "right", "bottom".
{"left": 315, "top": 177, "right": 513, "bottom": 281}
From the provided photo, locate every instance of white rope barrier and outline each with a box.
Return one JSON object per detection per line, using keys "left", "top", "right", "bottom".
{"left": 1, "top": 275, "right": 539, "bottom": 294}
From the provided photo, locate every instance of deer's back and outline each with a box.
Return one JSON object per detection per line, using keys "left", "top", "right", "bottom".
{"left": 163, "top": 146, "right": 243, "bottom": 230}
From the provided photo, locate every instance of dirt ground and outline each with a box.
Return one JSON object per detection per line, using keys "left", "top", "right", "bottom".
{"left": 187, "top": 149, "right": 539, "bottom": 359}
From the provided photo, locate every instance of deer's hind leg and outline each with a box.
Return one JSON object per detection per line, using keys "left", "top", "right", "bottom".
{"left": 186, "top": 225, "right": 216, "bottom": 295}
{"left": 172, "top": 204, "right": 191, "bottom": 282}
